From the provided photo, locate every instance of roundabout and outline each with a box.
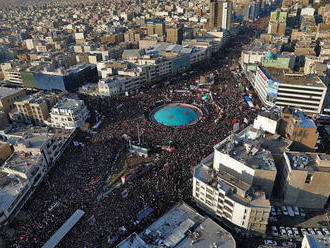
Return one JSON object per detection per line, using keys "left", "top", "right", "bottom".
{"left": 150, "top": 103, "right": 203, "bottom": 127}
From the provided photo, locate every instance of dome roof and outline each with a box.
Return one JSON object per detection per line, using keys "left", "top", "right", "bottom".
{"left": 266, "top": 50, "right": 275, "bottom": 59}
{"left": 154, "top": 105, "right": 199, "bottom": 126}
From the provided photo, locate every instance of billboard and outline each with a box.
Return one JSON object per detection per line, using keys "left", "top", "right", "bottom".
{"left": 266, "top": 79, "right": 279, "bottom": 103}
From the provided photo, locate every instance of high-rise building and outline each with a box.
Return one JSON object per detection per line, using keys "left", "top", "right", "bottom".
{"left": 209, "top": 0, "right": 233, "bottom": 30}
{"left": 146, "top": 20, "right": 165, "bottom": 37}
{"left": 166, "top": 25, "right": 183, "bottom": 44}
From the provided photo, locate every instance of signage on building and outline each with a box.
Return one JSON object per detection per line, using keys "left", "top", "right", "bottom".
{"left": 266, "top": 79, "right": 279, "bottom": 103}
{"left": 257, "top": 67, "right": 268, "bottom": 82}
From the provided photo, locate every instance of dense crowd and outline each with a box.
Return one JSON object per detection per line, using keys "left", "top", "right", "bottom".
{"left": 6, "top": 26, "right": 262, "bottom": 248}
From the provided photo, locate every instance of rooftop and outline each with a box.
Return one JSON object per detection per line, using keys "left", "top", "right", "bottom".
{"left": 215, "top": 126, "right": 277, "bottom": 171}
{"left": 264, "top": 67, "right": 326, "bottom": 88}
{"left": 117, "top": 202, "right": 235, "bottom": 248}
{"left": 285, "top": 152, "right": 330, "bottom": 172}
{"left": 52, "top": 98, "right": 84, "bottom": 110}
{"left": 0, "top": 87, "right": 23, "bottom": 99}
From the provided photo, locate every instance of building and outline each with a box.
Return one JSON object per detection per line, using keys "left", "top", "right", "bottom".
{"left": 280, "top": 152, "right": 330, "bottom": 209}
{"left": 147, "top": 20, "right": 165, "bottom": 37}
{"left": 192, "top": 125, "right": 287, "bottom": 234}
{"left": 254, "top": 66, "right": 327, "bottom": 114}
{"left": 166, "top": 25, "right": 183, "bottom": 44}
{"left": 278, "top": 108, "right": 319, "bottom": 151}
{"left": 209, "top": 0, "right": 233, "bottom": 30}
{"left": 268, "top": 10, "right": 287, "bottom": 36}
{"left": 301, "top": 234, "right": 330, "bottom": 248}
{"left": 49, "top": 98, "right": 89, "bottom": 129}
{"left": 0, "top": 127, "right": 75, "bottom": 227}
{"left": 0, "top": 87, "right": 26, "bottom": 114}
{"left": 116, "top": 202, "right": 236, "bottom": 248}
{"left": 10, "top": 92, "right": 57, "bottom": 124}
{"left": 98, "top": 75, "right": 141, "bottom": 96}
{"left": 1, "top": 63, "right": 23, "bottom": 85}
{"left": 21, "top": 64, "right": 98, "bottom": 92}
{"left": 0, "top": 142, "right": 12, "bottom": 163}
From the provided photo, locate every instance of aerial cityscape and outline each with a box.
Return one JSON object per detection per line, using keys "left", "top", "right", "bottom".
{"left": 0, "top": 0, "right": 329, "bottom": 247}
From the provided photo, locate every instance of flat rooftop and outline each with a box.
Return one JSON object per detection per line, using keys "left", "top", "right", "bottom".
{"left": 0, "top": 87, "right": 23, "bottom": 99}
{"left": 3, "top": 152, "right": 41, "bottom": 178}
{"left": 117, "top": 202, "right": 235, "bottom": 248}
{"left": 0, "top": 170, "right": 28, "bottom": 213}
{"left": 215, "top": 126, "right": 277, "bottom": 171}
{"left": 264, "top": 67, "right": 326, "bottom": 88}
{"left": 285, "top": 152, "right": 330, "bottom": 172}
{"left": 53, "top": 98, "right": 83, "bottom": 110}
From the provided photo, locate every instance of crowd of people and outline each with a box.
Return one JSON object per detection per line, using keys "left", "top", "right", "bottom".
{"left": 7, "top": 25, "right": 263, "bottom": 248}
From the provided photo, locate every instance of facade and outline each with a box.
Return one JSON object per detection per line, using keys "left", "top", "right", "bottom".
{"left": 0, "top": 127, "right": 75, "bottom": 227}
{"left": 0, "top": 87, "right": 26, "bottom": 114}
{"left": 147, "top": 20, "right": 165, "bottom": 37}
{"left": 254, "top": 66, "right": 327, "bottom": 114}
{"left": 0, "top": 142, "right": 12, "bottom": 163}
{"left": 1, "top": 63, "right": 23, "bottom": 85}
{"left": 11, "top": 92, "right": 57, "bottom": 124}
{"left": 98, "top": 75, "right": 141, "bottom": 96}
{"left": 280, "top": 152, "right": 330, "bottom": 209}
{"left": 279, "top": 108, "right": 319, "bottom": 151}
{"left": 268, "top": 10, "right": 287, "bottom": 36}
{"left": 301, "top": 234, "right": 330, "bottom": 248}
{"left": 193, "top": 126, "right": 279, "bottom": 234}
{"left": 209, "top": 0, "right": 233, "bottom": 30}
{"left": 117, "top": 202, "right": 236, "bottom": 248}
{"left": 49, "top": 98, "right": 89, "bottom": 129}
{"left": 21, "top": 64, "right": 98, "bottom": 92}
{"left": 166, "top": 25, "right": 183, "bottom": 44}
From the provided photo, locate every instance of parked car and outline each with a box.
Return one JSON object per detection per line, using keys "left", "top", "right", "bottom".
{"left": 293, "top": 206, "right": 300, "bottom": 216}
{"left": 322, "top": 228, "right": 330, "bottom": 235}
{"left": 301, "top": 228, "right": 308, "bottom": 235}
{"left": 315, "top": 228, "right": 323, "bottom": 236}
{"left": 282, "top": 206, "right": 289, "bottom": 215}
{"left": 300, "top": 208, "right": 306, "bottom": 217}
{"left": 269, "top": 216, "right": 277, "bottom": 222}
{"left": 272, "top": 226, "right": 279, "bottom": 236}
{"left": 292, "top": 227, "right": 300, "bottom": 237}
{"left": 308, "top": 228, "right": 316, "bottom": 235}
{"left": 280, "top": 226, "right": 287, "bottom": 237}
{"left": 271, "top": 206, "right": 276, "bottom": 216}
{"left": 287, "top": 206, "right": 295, "bottom": 217}
{"left": 282, "top": 241, "right": 297, "bottom": 247}
{"left": 276, "top": 208, "right": 282, "bottom": 215}
{"left": 286, "top": 227, "right": 293, "bottom": 237}
{"left": 264, "top": 240, "right": 277, "bottom": 246}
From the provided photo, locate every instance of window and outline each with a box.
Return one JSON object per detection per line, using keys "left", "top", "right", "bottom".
{"left": 305, "top": 174, "right": 313, "bottom": 184}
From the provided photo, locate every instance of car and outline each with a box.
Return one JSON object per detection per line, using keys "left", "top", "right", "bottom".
{"left": 276, "top": 207, "right": 282, "bottom": 215}
{"left": 300, "top": 208, "right": 306, "bottom": 217}
{"left": 282, "top": 206, "right": 289, "bottom": 215}
{"left": 308, "top": 228, "right": 316, "bottom": 235}
{"left": 271, "top": 226, "right": 278, "bottom": 236}
{"left": 286, "top": 228, "right": 293, "bottom": 237}
{"left": 271, "top": 206, "right": 276, "bottom": 216}
{"left": 264, "top": 240, "right": 277, "bottom": 246}
{"left": 280, "top": 226, "right": 287, "bottom": 237}
{"left": 314, "top": 228, "right": 323, "bottom": 236}
{"left": 293, "top": 206, "right": 300, "bottom": 216}
{"left": 322, "top": 228, "right": 330, "bottom": 235}
{"left": 269, "top": 216, "right": 277, "bottom": 222}
{"left": 292, "top": 227, "right": 300, "bottom": 237}
{"left": 301, "top": 228, "right": 308, "bottom": 235}
{"left": 282, "top": 241, "right": 296, "bottom": 247}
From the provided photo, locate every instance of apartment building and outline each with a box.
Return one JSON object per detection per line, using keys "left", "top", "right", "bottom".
{"left": 166, "top": 25, "right": 183, "bottom": 44}
{"left": 193, "top": 126, "right": 283, "bottom": 233}
{"left": 0, "top": 127, "right": 75, "bottom": 227}
{"left": 11, "top": 92, "right": 57, "bottom": 124}
{"left": 0, "top": 87, "right": 26, "bottom": 114}
{"left": 1, "top": 63, "right": 23, "bottom": 85}
{"left": 268, "top": 10, "right": 287, "bottom": 36}
{"left": 49, "top": 98, "right": 89, "bottom": 129}
{"left": 254, "top": 66, "right": 327, "bottom": 114}
{"left": 279, "top": 108, "right": 319, "bottom": 151}
{"left": 280, "top": 152, "right": 330, "bottom": 209}
{"left": 98, "top": 75, "right": 141, "bottom": 96}
{"left": 0, "top": 142, "right": 12, "bottom": 163}
{"left": 209, "top": 0, "right": 233, "bottom": 30}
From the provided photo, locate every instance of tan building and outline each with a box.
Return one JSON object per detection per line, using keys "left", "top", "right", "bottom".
{"left": 209, "top": 0, "right": 233, "bottom": 30}
{"left": 0, "top": 87, "right": 26, "bottom": 114}
{"left": 12, "top": 91, "right": 57, "bottom": 124}
{"left": 0, "top": 142, "right": 12, "bottom": 163}
{"left": 279, "top": 108, "right": 319, "bottom": 151}
{"left": 147, "top": 20, "right": 165, "bottom": 37}
{"left": 166, "top": 25, "right": 183, "bottom": 44}
{"left": 281, "top": 152, "right": 330, "bottom": 209}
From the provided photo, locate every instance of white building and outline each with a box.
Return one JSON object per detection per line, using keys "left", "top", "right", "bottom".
{"left": 98, "top": 75, "right": 141, "bottom": 96}
{"left": 0, "top": 127, "right": 75, "bottom": 227}
{"left": 49, "top": 98, "right": 89, "bottom": 129}
{"left": 1, "top": 63, "right": 23, "bottom": 85}
{"left": 192, "top": 126, "right": 284, "bottom": 234}
{"left": 254, "top": 66, "right": 327, "bottom": 114}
